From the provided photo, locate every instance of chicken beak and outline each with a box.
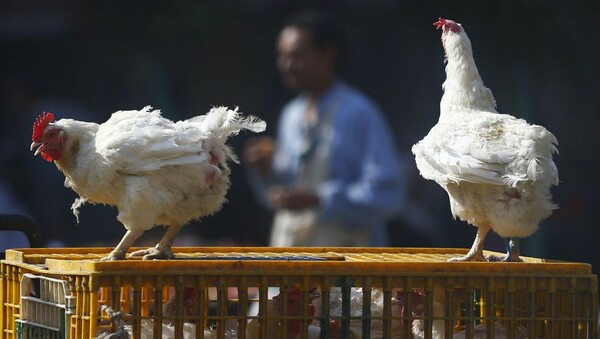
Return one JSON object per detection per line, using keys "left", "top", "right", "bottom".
{"left": 30, "top": 141, "right": 43, "bottom": 156}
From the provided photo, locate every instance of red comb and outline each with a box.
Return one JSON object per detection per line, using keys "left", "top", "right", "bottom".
{"left": 433, "top": 17, "right": 461, "bottom": 32}
{"left": 32, "top": 112, "right": 55, "bottom": 141}
{"left": 433, "top": 17, "right": 446, "bottom": 30}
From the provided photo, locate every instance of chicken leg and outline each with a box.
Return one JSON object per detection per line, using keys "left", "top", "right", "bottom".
{"left": 101, "top": 229, "right": 144, "bottom": 261}
{"left": 448, "top": 225, "right": 490, "bottom": 262}
{"left": 487, "top": 237, "right": 524, "bottom": 262}
{"left": 130, "top": 223, "right": 185, "bottom": 260}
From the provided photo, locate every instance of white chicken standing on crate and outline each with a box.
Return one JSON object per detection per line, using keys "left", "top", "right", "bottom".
{"left": 30, "top": 106, "right": 266, "bottom": 260}
{"left": 412, "top": 18, "right": 559, "bottom": 262}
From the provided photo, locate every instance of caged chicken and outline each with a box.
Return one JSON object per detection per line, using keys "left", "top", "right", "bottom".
{"left": 412, "top": 18, "right": 559, "bottom": 262}
{"left": 30, "top": 106, "right": 266, "bottom": 260}
{"left": 311, "top": 287, "right": 429, "bottom": 338}
{"left": 246, "top": 287, "right": 320, "bottom": 339}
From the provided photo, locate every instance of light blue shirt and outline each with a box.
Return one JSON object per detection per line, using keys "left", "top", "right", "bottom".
{"left": 250, "top": 81, "right": 405, "bottom": 246}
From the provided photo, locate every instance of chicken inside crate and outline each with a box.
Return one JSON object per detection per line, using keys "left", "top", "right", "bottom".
{"left": 1, "top": 247, "right": 598, "bottom": 339}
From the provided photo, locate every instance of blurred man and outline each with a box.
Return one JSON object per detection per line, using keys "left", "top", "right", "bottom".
{"left": 244, "top": 10, "right": 405, "bottom": 246}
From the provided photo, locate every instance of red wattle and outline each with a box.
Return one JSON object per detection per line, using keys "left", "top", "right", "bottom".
{"left": 41, "top": 152, "right": 54, "bottom": 162}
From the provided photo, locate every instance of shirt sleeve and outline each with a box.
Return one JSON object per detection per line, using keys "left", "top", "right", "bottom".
{"left": 316, "top": 104, "right": 406, "bottom": 227}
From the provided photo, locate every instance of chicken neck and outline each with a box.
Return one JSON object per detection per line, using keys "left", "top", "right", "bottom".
{"left": 440, "top": 32, "right": 496, "bottom": 117}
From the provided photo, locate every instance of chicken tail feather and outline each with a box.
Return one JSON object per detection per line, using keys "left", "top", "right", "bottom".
{"left": 203, "top": 106, "right": 266, "bottom": 139}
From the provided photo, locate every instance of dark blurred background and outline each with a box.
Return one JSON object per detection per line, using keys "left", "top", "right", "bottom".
{"left": 0, "top": 1, "right": 598, "bottom": 272}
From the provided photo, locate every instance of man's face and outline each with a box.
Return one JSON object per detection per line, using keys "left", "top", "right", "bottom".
{"left": 276, "top": 27, "right": 332, "bottom": 92}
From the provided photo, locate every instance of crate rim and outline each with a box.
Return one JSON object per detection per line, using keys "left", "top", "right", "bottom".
{"left": 2, "top": 247, "right": 594, "bottom": 276}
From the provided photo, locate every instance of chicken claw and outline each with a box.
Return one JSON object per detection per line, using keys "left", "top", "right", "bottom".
{"left": 130, "top": 246, "right": 175, "bottom": 260}
{"left": 99, "top": 250, "right": 126, "bottom": 261}
{"left": 129, "top": 223, "right": 183, "bottom": 259}
{"left": 448, "top": 226, "right": 489, "bottom": 262}
{"left": 486, "top": 238, "right": 524, "bottom": 262}
{"left": 448, "top": 251, "right": 487, "bottom": 262}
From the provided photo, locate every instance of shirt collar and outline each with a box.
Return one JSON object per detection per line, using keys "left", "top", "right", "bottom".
{"left": 298, "top": 80, "right": 343, "bottom": 117}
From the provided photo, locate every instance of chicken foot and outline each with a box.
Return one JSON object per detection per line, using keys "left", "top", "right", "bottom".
{"left": 130, "top": 223, "right": 184, "bottom": 260}
{"left": 487, "top": 237, "right": 524, "bottom": 262}
{"left": 101, "top": 229, "right": 144, "bottom": 261}
{"left": 448, "top": 225, "right": 490, "bottom": 262}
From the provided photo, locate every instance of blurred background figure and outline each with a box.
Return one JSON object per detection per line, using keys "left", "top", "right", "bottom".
{"left": 243, "top": 10, "right": 406, "bottom": 247}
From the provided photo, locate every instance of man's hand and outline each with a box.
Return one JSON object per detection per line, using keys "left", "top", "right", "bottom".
{"left": 269, "top": 186, "right": 320, "bottom": 210}
{"left": 242, "top": 136, "right": 274, "bottom": 177}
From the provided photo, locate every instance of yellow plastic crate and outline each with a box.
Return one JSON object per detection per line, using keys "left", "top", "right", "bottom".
{"left": 1, "top": 247, "right": 598, "bottom": 339}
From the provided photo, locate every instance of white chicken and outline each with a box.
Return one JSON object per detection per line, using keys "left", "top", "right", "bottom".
{"left": 452, "top": 322, "right": 526, "bottom": 339}
{"left": 123, "top": 319, "right": 234, "bottom": 339}
{"left": 406, "top": 288, "right": 445, "bottom": 339}
{"left": 246, "top": 287, "right": 320, "bottom": 339}
{"left": 162, "top": 287, "right": 197, "bottom": 320}
{"left": 412, "top": 18, "right": 559, "bottom": 262}
{"left": 30, "top": 106, "right": 266, "bottom": 260}
{"left": 312, "top": 287, "right": 431, "bottom": 338}
{"left": 312, "top": 287, "right": 380, "bottom": 338}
